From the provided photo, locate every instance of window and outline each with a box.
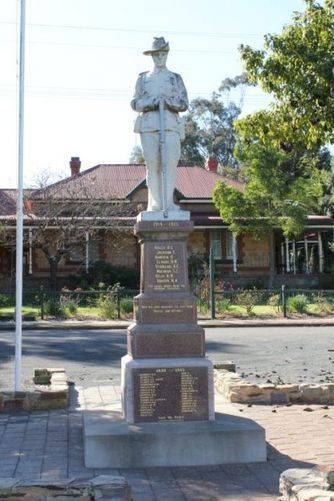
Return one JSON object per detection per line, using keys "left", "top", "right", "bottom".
{"left": 68, "top": 244, "right": 85, "bottom": 264}
{"left": 89, "top": 238, "right": 100, "bottom": 262}
{"left": 210, "top": 230, "right": 222, "bottom": 260}
{"left": 226, "top": 230, "right": 237, "bottom": 260}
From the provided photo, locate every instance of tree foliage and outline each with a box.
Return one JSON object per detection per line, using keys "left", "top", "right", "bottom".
{"left": 239, "top": 0, "right": 334, "bottom": 149}
{"left": 129, "top": 145, "right": 145, "bottom": 164}
{"left": 180, "top": 75, "right": 249, "bottom": 177}
{"left": 214, "top": 0, "right": 333, "bottom": 239}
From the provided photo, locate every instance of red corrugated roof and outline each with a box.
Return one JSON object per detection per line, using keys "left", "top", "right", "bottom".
{"left": 32, "top": 164, "right": 243, "bottom": 200}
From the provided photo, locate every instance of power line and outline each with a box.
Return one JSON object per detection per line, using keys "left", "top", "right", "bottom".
{"left": 0, "top": 38, "right": 239, "bottom": 55}
{"left": 0, "top": 83, "right": 270, "bottom": 99}
{"left": 0, "top": 20, "right": 263, "bottom": 39}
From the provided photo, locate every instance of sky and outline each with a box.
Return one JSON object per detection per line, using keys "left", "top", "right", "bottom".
{"left": 0, "top": 0, "right": 307, "bottom": 188}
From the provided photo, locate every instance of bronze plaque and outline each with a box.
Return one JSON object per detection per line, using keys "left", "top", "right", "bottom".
{"left": 133, "top": 366, "right": 209, "bottom": 422}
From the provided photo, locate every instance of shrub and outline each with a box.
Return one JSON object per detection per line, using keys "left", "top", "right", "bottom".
{"left": 97, "top": 294, "right": 117, "bottom": 319}
{"left": 216, "top": 298, "right": 232, "bottom": 314}
{"left": 234, "top": 289, "right": 261, "bottom": 316}
{"left": 120, "top": 297, "right": 133, "bottom": 315}
{"left": 197, "top": 298, "right": 210, "bottom": 316}
{"left": 44, "top": 300, "right": 69, "bottom": 319}
{"left": 314, "top": 294, "right": 334, "bottom": 314}
{"left": 0, "top": 294, "right": 14, "bottom": 307}
{"left": 61, "top": 298, "right": 78, "bottom": 315}
{"left": 267, "top": 293, "right": 282, "bottom": 312}
{"left": 287, "top": 294, "right": 309, "bottom": 314}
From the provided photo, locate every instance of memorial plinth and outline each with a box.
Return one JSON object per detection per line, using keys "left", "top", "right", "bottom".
{"left": 83, "top": 214, "right": 266, "bottom": 468}
{"left": 122, "top": 219, "right": 214, "bottom": 424}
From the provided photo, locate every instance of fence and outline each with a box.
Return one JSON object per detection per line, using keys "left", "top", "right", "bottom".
{"left": 0, "top": 287, "right": 139, "bottom": 320}
{"left": 0, "top": 285, "right": 333, "bottom": 321}
{"left": 209, "top": 285, "right": 334, "bottom": 319}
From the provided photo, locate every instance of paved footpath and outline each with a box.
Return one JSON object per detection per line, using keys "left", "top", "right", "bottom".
{"left": 0, "top": 387, "right": 333, "bottom": 500}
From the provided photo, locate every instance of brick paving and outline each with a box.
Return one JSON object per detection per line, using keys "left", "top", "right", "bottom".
{"left": 0, "top": 387, "right": 333, "bottom": 500}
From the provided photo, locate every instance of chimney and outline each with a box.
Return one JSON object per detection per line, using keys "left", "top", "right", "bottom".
{"left": 205, "top": 156, "right": 218, "bottom": 173}
{"left": 70, "top": 156, "right": 81, "bottom": 176}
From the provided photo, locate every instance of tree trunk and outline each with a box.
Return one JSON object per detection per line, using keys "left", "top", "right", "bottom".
{"left": 49, "top": 258, "right": 58, "bottom": 291}
{"left": 268, "top": 231, "right": 275, "bottom": 289}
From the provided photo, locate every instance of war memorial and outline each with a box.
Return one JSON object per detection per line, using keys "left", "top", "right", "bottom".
{"left": 83, "top": 37, "right": 266, "bottom": 468}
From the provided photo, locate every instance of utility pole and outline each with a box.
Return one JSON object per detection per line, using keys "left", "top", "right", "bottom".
{"left": 15, "top": 0, "right": 26, "bottom": 391}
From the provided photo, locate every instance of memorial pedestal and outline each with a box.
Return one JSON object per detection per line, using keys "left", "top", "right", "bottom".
{"left": 83, "top": 216, "right": 267, "bottom": 467}
{"left": 123, "top": 219, "right": 215, "bottom": 422}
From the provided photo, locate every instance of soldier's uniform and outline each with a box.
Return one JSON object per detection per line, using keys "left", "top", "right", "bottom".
{"left": 131, "top": 66, "right": 189, "bottom": 211}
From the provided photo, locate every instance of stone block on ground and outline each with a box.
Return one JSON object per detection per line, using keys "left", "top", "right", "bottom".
{"left": 215, "top": 370, "right": 334, "bottom": 405}
{"left": 1, "top": 369, "right": 69, "bottom": 413}
{"left": 295, "top": 488, "right": 334, "bottom": 500}
{"left": 1, "top": 475, "right": 130, "bottom": 500}
{"left": 279, "top": 467, "right": 333, "bottom": 500}
{"left": 213, "top": 360, "right": 236, "bottom": 372}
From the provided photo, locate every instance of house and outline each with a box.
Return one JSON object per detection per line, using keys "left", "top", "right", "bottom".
{"left": 0, "top": 156, "right": 333, "bottom": 290}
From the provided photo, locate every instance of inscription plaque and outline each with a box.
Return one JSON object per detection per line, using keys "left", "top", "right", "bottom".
{"left": 145, "top": 242, "right": 187, "bottom": 292}
{"left": 133, "top": 366, "right": 209, "bottom": 422}
{"left": 134, "top": 295, "right": 197, "bottom": 324}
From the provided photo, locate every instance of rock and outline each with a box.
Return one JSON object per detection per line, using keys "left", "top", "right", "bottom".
{"left": 90, "top": 475, "right": 131, "bottom": 500}
{"left": 300, "top": 385, "right": 324, "bottom": 403}
{"left": 296, "top": 487, "right": 334, "bottom": 500}
{"left": 213, "top": 361, "right": 236, "bottom": 372}
{"left": 279, "top": 468, "right": 329, "bottom": 500}
{"left": 314, "top": 466, "right": 334, "bottom": 488}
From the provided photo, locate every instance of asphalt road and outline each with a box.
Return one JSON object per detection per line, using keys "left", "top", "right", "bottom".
{"left": 0, "top": 326, "right": 334, "bottom": 390}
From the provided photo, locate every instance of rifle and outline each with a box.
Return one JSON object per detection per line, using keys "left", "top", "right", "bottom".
{"left": 159, "top": 98, "right": 168, "bottom": 218}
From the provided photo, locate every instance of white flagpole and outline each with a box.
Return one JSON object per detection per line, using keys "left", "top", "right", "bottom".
{"left": 15, "top": 0, "right": 26, "bottom": 391}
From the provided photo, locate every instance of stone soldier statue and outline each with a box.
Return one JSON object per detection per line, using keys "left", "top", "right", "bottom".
{"left": 131, "top": 37, "right": 189, "bottom": 214}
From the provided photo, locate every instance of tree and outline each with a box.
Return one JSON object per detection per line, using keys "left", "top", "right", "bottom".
{"left": 239, "top": 0, "right": 334, "bottom": 149}
{"left": 28, "top": 176, "right": 136, "bottom": 290}
{"left": 129, "top": 145, "right": 145, "bottom": 164}
{"left": 213, "top": 0, "right": 334, "bottom": 286}
{"left": 180, "top": 75, "right": 249, "bottom": 178}
{"left": 321, "top": 157, "right": 334, "bottom": 217}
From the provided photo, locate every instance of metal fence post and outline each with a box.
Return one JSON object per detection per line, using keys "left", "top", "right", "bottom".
{"left": 116, "top": 286, "right": 121, "bottom": 320}
{"left": 209, "top": 247, "right": 216, "bottom": 320}
{"left": 40, "top": 285, "right": 44, "bottom": 319}
{"left": 281, "top": 284, "right": 287, "bottom": 318}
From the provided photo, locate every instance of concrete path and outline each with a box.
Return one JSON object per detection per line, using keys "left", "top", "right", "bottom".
{"left": 1, "top": 326, "right": 334, "bottom": 389}
{"left": 1, "top": 316, "right": 334, "bottom": 330}
{"left": 0, "top": 386, "right": 333, "bottom": 500}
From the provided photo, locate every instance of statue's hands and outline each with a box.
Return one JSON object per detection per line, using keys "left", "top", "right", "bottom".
{"left": 134, "top": 97, "right": 159, "bottom": 112}
{"left": 164, "top": 97, "right": 179, "bottom": 112}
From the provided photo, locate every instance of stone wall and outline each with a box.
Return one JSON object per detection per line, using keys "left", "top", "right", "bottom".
{"left": 215, "top": 370, "right": 334, "bottom": 405}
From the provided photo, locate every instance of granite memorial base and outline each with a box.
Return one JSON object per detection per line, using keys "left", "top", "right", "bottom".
{"left": 83, "top": 391, "right": 267, "bottom": 468}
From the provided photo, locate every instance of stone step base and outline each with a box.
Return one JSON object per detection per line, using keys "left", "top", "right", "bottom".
{"left": 83, "top": 389, "right": 266, "bottom": 468}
